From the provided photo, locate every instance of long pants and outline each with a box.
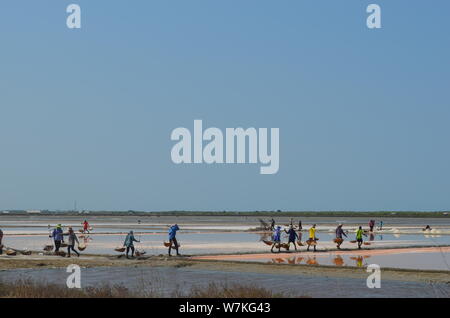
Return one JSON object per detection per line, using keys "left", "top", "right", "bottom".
{"left": 169, "top": 238, "right": 179, "bottom": 255}
{"left": 0, "top": 238, "right": 3, "bottom": 255}
{"left": 68, "top": 244, "right": 79, "bottom": 257}
{"left": 55, "top": 240, "right": 62, "bottom": 252}
{"left": 357, "top": 239, "right": 363, "bottom": 249}
{"left": 288, "top": 240, "right": 297, "bottom": 251}
{"left": 126, "top": 246, "right": 135, "bottom": 257}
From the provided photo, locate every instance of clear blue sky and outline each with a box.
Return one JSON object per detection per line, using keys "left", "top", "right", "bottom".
{"left": 0, "top": 1, "right": 449, "bottom": 211}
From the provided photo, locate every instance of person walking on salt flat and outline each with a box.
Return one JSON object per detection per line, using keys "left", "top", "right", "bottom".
{"left": 168, "top": 224, "right": 180, "bottom": 256}
{"left": 123, "top": 231, "right": 140, "bottom": 258}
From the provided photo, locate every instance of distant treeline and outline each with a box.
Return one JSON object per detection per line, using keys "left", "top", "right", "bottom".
{"left": 2, "top": 210, "right": 450, "bottom": 218}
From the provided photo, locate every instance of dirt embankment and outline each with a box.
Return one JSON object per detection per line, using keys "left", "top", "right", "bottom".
{"left": 1, "top": 253, "right": 449, "bottom": 284}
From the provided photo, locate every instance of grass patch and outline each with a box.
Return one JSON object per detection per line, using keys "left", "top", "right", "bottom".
{"left": 0, "top": 279, "right": 135, "bottom": 298}
{"left": 182, "top": 282, "right": 287, "bottom": 298}
{"left": 0, "top": 279, "right": 296, "bottom": 298}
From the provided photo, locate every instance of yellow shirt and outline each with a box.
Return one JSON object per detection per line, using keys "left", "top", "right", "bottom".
{"left": 309, "top": 227, "right": 316, "bottom": 239}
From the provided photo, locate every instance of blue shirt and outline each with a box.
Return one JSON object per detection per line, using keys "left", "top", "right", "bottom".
{"left": 124, "top": 233, "right": 138, "bottom": 247}
{"left": 169, "top": 225, "right": 179, "bottom": 240}
{"left": 286, "top": 229, "right": 298, "bottom": 241}
{"left": 52, "top": 228, "right": 64, "bottom": 241}
{"left": 273, "top": 228, "right": 281, "bottom": 242}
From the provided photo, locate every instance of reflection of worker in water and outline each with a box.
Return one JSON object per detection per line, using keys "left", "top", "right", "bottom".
{"left": 287, "top": 257, "right": 296, "bottom": 265}
{"left": 272, "top": 258, "right": 285, "bottom": 264}
{"left": 352, "top": 256, "right": 364, "bottom": 267}
{"left": 271, "top": 226, "right": 282, "bottom": 253}
{"left": 333, "top": 255, "right": 344, "bottom": 266}
{"left": 285, "top": 226, "right": 299, "bottom": 251}
{"left": 306, "top": 256, "right": 318, "bottom": 265}
{"left": 307, "top": 224, "right": 318, "bottom": 252}
{"left": 351, "top": 256, "right": 370, "bottom": 268}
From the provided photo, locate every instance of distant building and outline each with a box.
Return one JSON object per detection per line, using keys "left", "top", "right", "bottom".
{"left": 2, "top": 211, "right": 10, "bottom": 214}
{"left": 26, "top": 210, "right": 42, "bottom": 214}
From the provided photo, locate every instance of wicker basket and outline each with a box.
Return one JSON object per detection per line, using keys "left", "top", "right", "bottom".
{"left": 280, "top": 243, "right": 290, "bottom": 250}
{"left": 115, "top": 247, "right": 126, "bottom": 253}
{"left": 163, "top": 242, "right": 181, "bottom": 248}
{"left": 6, "top": 249, "right": 17, "bottom": 256}
{"left": 135, "top": 250, "right": 146, "bottom": 257}
{"left": 306, "top": 239, "right": 317, "bottom": 246}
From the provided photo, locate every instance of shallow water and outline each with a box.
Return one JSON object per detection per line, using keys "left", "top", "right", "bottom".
{"left": 3, "top": 230, "right": 450, "bottom": 257}
{"left": 0, "top": 266, "right": 448, "bottom": 298}
{"left": 231, "top": 250, "right": 450, "bottom": 271}
{"left": 1, "top": 216, "right": 450, "bottom": 271}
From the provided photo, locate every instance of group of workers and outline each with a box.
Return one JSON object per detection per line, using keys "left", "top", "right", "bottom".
{"left": 1, "top": 217, "right": 435, "bottom": 258}
{"left": 42, "top": 222, "right": 182, "bottom": 259}
{"left": 110, "top": 224, "right": 181, "bottom": 258}
{"left": 270, "top": 220, "right": 379, "bottom": 253}
{"left": 49, "top": 224, "right": 80, "bottom": 257}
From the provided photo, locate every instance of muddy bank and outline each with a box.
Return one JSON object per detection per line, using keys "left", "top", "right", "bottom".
{"left": 1, "top": 253, "right": 449, "bottom": 285}
{"left": 1, "top": 258, "right": 449, "bottom": 298}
